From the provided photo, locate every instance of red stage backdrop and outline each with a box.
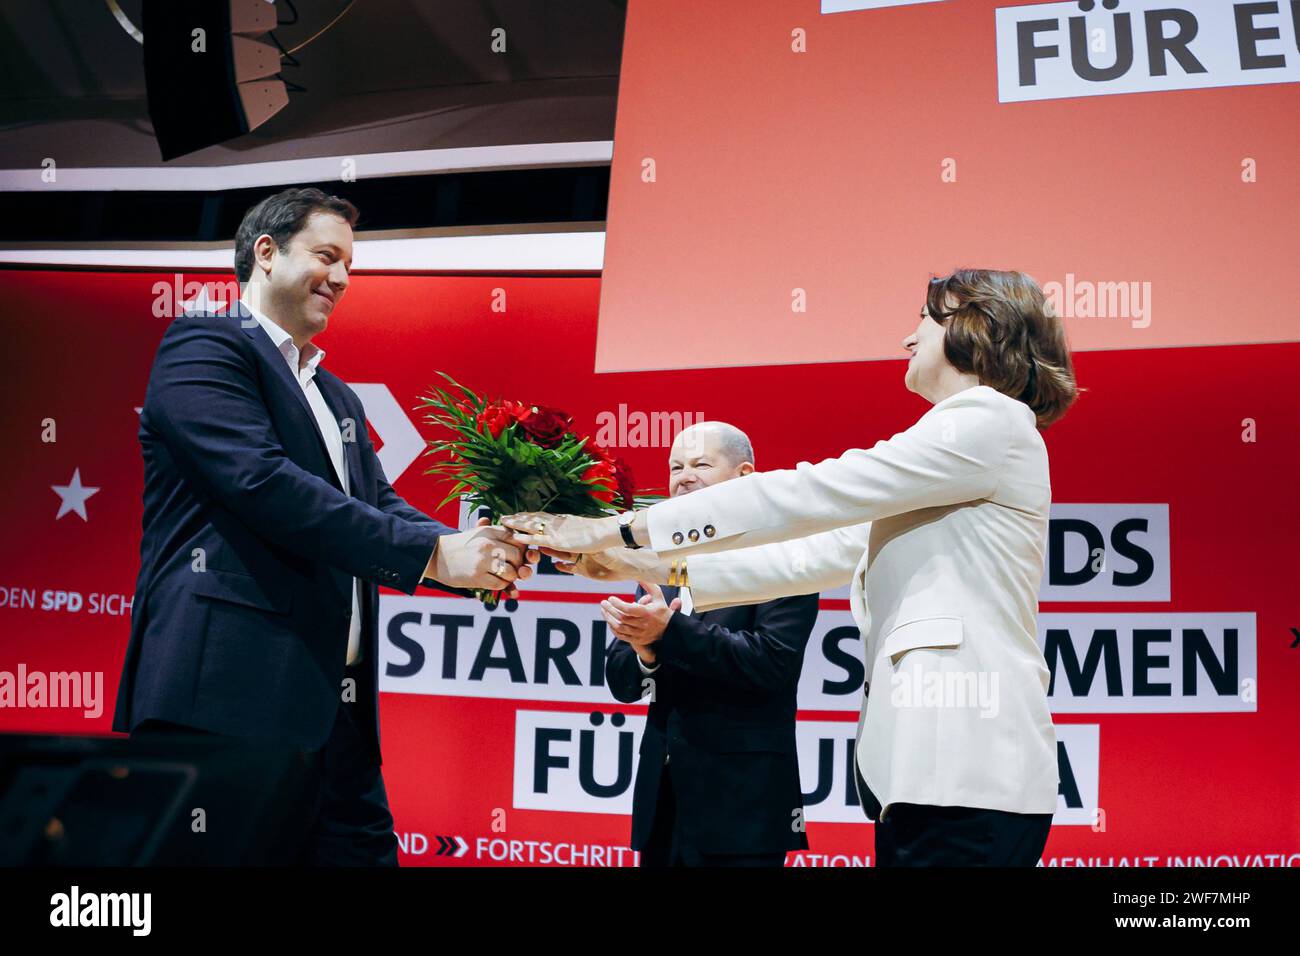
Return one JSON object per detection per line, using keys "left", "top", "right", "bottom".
{"left": 1, "top": 267, "right": 1296, "bottom": 866}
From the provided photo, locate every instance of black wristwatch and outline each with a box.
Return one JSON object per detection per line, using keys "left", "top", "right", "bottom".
{"left": 617, "top": 510, "right": 642, "bottom": 549}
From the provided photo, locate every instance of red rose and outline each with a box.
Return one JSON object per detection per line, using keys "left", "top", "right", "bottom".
{"left": 582, "top": 460, "right": 619, "bottom": 505}
{"left": 585, "top": 442, "right": 616, "bottom": 465}
{"left": 476, "top": 403, "right": 513, "bottom": 438}
{"left": 611, "top": 456, "right": 636, "bottom": 511}
{"left": 518, "top": 405, "right": 573, "bottom": 449}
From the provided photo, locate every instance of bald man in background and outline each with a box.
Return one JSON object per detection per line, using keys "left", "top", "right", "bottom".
{"left": 600, "top": 423, "right": 820, "bottom": 867}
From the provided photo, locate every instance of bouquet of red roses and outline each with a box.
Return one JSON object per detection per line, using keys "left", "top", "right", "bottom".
{"left": 418, "top": 373, "right": 645, "bottom": 606}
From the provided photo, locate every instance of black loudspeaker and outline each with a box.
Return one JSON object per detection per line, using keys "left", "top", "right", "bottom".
{"left": 142, "top": 0, "right": 288, "bottom": 160}
{"left": 0, "top": 732, "right": 316, "bottom": 865}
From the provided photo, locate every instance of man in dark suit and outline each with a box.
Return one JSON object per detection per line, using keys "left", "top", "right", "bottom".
{"left": 599, "top": 422, "right": 819, "bottom": 866}
{"left": 113, "top": 187, "right": 534, "bottom": 865}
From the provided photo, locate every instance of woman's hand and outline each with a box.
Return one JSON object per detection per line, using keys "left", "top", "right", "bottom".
{"left": 539, "top": 546, "right": 669, "bottom": 584}
{"left": 500, "top": 512, "right": 622, "bottom": 554}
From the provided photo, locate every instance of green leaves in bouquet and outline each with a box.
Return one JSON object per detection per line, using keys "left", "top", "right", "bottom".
{"left": 417, "top": 372, "right": 621, "bottom": 519}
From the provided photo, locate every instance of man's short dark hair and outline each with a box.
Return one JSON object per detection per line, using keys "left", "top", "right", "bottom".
{"left": 234, "top": 187, "right": 359, "bottom": 283}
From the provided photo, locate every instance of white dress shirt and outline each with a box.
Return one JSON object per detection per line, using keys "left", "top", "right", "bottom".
{"left": 242, "top": 299, "right": 364, "bottom": 667}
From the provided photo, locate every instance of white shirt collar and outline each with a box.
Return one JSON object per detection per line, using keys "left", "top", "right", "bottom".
{"left": 239, "top": 297, "right": 325, "bottom": 381}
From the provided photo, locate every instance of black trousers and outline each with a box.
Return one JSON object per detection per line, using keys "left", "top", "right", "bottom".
{"left": 133, "top": 661, "right": 398, "bottom": 867}
{"left": 874, "top": 802, "right": 1052, "bottom": 866}
{"left": 639, "top": 764, "right": 787, "bottom": 868}
{"left": 854, "top": 761, "right": 1050, "bottom": 866}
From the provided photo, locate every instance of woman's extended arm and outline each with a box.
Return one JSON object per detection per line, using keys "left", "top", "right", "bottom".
{"left": 504, "top": 388, "right": 1012, "bottom": 558}
{"left": 550, "top": 520, "right": 870, "bottom": 610}
{"left": 684, "top": 521, "right": 871, "bottom": 612}
{"left": 643, "top": 388, "right": 1010, "bottom": 555}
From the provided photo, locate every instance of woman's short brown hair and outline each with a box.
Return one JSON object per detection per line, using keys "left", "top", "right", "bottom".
{"left": 925, "top": 269, "right": 1080, "bottom": 428}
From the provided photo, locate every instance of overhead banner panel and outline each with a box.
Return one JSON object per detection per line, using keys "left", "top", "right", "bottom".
{"left": 595, "top": 0, "right": 1300, "bottom": 372}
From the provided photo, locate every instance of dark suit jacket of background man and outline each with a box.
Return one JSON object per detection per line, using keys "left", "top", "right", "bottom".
{"left": 605, "top": 583, "right": 820, "bottom": 856}
{"left": 113, "top": 304, "right": 465, "bottom": 761}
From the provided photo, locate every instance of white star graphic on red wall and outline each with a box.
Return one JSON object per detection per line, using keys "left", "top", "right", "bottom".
{"left": 52, "top": 468, "right": 99, "bottom": 521}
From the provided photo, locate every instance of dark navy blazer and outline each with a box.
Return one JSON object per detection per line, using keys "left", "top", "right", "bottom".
{"left": 606, "top": 583, "right": 819, "bottom": 856}
{"left": 112, "top": 304, "right": 462, "bottom": 758}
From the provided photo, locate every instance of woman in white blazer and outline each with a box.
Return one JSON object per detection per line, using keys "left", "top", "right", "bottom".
{"left": 505, "top": 269, "right": 1079, "bottom": 866}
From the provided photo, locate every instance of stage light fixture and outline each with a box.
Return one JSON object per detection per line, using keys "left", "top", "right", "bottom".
{"left": 142, "top": 0, "right": 289, "bottom": 160}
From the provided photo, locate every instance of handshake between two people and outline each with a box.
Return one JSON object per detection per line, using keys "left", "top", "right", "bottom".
{"left": 504, "top": 510, "right": 680, "bottom": 666}
{"left": 420, "top": 510, "right": 678, "bottom": 664}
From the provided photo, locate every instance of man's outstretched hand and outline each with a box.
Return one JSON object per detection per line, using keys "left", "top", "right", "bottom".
{"left": 423, "top": 517, "right": 539, "bottom": 598}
